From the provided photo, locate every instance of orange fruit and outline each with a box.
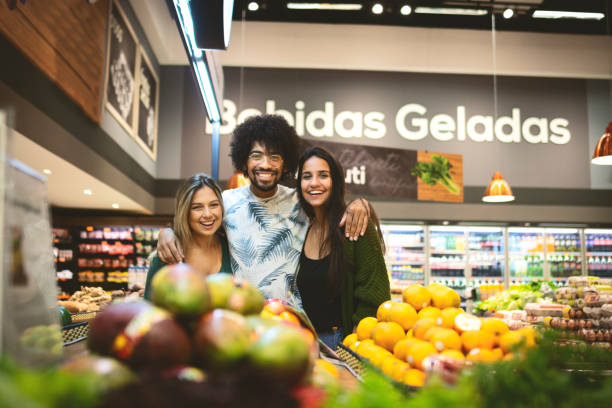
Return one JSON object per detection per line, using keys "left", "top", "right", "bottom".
{"left": 356, "top": 340, "right": 377, "bottom": 359}
{"left": 423, "top": 326, "right": 446, "bottom": 341}
{"left": 427, "top": 284, "right": 461, "bottom": 309}
{"left": 461, "top": 330, "right": 495, "bottom": 352}
{"left": 417, "top": 306, "right": 442, "bottom": 321}
{"left": 481, "top": 318, "right": 510, "bottom": 346}
{"left": 403, "top": 368, "right": 426, "bottom": 387}
{"left": 349, "top": 341, "right": 359, "bottom": 351}
{"left": 376, "top": 300, "right": 395, "bottom": 321}
{"left": 279, "top": 311, "right": 301, "bottom": 325}
{"left": 454, "top": 313, "right": 482, "bottom": 333}
{"left": 372, "top": 321, "right": 405, "bottom": 352}
{"left": 381, "top": 356, "right": 402, "bottom": 377}
{"left": 343, "top": 333, "right": 358, "bottom": 347}
{"left": 430, "top": 328, "right": 462, "bottom": 352}
{"left": 413, "top": 318, "right": 436, "bottom": 340}
{"left": 491, "top": 347, "right": 504, "bottom": 360}
{"left": 406, "top": 329, "right": 414, "bottom": 338}
{"left": 441, "top": 349, "right": 465, "bottom": 361}
{"left": 517, "top": 327, "right": 537, "bottom": 347}
{"left": 402, "top": 284, "right": 431, "bottom": 311}
{"left": 503, "top": 352, "right": 516, "bottom": 361}
{"left": 370, "top": 346, "right": 393, "bottom": 367}
{"left": 315, "top": 359, "right": 339, "bottom": 378}
{"left": 467, "top": 348, "right": 496, "bottom": 363}
{"left": 356, "top": 316, "right": 378, "bottom": 340}
{"left": 406, "top": 341, "right": 437, "bottom": 370}
{"left": 499, "top": 331, "right": 524, "bottom": 354}
{"left": 388, "top": 302, "right": 418, "bottom": 331}
{"left": 438, "top": 307, "right": 463, "bottom": 329}
{"left": 391, "top": 361, "right": 411, "bottom": 382}
{"left": 393, "top": 338, "right": 420, "bottom": 361}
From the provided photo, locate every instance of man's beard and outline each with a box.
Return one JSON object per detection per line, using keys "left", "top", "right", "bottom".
{"left": 248, "top": 169, "right": 280, "bottom": 192}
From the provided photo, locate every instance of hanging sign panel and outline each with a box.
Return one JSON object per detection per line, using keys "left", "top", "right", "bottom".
{"left": 301, "top": 139, "right": 463, "bottom": 202}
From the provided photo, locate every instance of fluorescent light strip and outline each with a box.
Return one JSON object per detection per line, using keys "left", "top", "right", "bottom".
{"left": 173, "top": 0, "right": 221, "bottom": 122}
{"left": 533, "top": 10, "right": 605, "bottom": 20}
{"left": 287, "top": 3, "right": 362, "bottom": 10}
{"left": 415, "top": 7, "right": 488, "bottom": 16}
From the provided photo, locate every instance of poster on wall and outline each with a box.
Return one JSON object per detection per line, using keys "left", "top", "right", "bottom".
{"left": 301, "top": 139, "right": 463, "bottom": 202}
{"left": 134, "top": 47, "right": 158, "bottom": 160}
{"left": 103, "top": 0, "right": 139, "bottom": 139}
{"left": 414, "top": 151, "right": 463, "bottom": 203}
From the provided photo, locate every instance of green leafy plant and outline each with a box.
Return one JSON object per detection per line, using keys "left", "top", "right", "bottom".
{"left": 411, "top": 155, "right": 460, "bottom": 195}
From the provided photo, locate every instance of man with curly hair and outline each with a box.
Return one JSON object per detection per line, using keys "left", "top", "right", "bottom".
{"left": 157, "top": 114, "right": 370, "bottom": 300}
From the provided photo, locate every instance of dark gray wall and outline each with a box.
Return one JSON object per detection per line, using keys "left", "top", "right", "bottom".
{"left": 587, "top": 79, "right": 612, "bottom": 189}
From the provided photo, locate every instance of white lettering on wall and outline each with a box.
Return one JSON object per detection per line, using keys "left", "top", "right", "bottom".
{"left": 206, "top": 98, "right": 572, "bottom": 145}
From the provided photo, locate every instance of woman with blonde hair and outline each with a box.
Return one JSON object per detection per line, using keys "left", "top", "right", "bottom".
{"left": 144, "top": 173, "right": 231, "bottom": 299}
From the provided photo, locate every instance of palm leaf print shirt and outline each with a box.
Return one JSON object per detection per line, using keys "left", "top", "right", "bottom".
{"left": 222, "top": 185, "right": 309, "bottom": 300}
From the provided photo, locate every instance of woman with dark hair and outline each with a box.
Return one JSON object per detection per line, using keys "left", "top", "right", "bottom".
{"left": 144, "top": 173, "right": 231, "bottom": 299}
{"left": 294, "top": 147, "right": 391, "bottom": 349}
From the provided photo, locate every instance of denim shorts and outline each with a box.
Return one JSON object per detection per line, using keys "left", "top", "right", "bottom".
{"left": 318, "top": 327, "right": 342, "bottom": 350}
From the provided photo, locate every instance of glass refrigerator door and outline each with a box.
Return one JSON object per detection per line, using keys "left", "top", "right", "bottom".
{"left": 429, "top": 226, "right": 466, "bottom": 292}
{"left": 381, "top": 224, "right": 425, "bottom": 294}
{"left": 508, "top": 228, "right": 545, "bottom": 288}
{"left": 585, "top": 229, "right": 612, "bottom": 278}
{"left": 545, "top": 228, "right": 582, "bottom": 286}
{"left": 467, "top": 227, "right": 504, "bottom": 300}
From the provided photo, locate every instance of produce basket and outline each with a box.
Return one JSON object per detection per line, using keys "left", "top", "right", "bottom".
{"left": 336, "top": 343, "right": 366, "bottom": 378}
{"left": 62, "top": 321, "right": 89, "bottom": 346}
{"left": 70, "top": 310, "right": 99, "bottom": 323}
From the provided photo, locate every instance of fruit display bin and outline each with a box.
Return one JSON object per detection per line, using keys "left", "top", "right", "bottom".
{"left": 70, "top": 310, "right": 99, "bottom": 323}
{"left": 62, "top": 321, "right": 89, "bottom": 346}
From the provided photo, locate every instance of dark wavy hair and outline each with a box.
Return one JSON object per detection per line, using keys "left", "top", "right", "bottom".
{"left": 230, "top": 114, "right": 301, "bottom": 180}
{"left": 297, "top": 147, "right": 384, "bottom": 299}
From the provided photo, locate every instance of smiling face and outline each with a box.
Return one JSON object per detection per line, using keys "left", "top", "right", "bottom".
{"left": 245, "top": 141, "right": 285, "bottom": 198}
{"left": 300, "top": 156, "right": 332, "bottom": 209}
{"left": 188, "top": 186, "right": 223, "bottom": 237}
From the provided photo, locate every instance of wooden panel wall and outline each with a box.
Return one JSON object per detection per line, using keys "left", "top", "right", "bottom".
{"left": 0, "top": 0, "right": 108, "bottom": 123}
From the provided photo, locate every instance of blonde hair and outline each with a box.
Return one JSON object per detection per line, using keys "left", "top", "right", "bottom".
{"left": 174, "top": 173, "right": 224, "bottom": 250}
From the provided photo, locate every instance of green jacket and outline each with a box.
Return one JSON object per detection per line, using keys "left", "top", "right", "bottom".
{"left": 143, "top": 237, "right": 231, "bottom": 300}
{"left": 340, "top": 221, "right": 391, "bottom": 338}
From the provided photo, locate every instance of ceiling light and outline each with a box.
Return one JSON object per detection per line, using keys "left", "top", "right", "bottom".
{"left": 83, "top": 189, "right": 92, "bottom": 195}
{"left": 112, "top": 203, "right": 120, "bottom": 209}
{"left": 248, "top": 1, "right": 259, "bottom": 11}
{"left": 415, "top": 7, "right": 487, "bottom": 16}
{"left": 287, "top": 3, "right": 362, "bottom": 10}
{"left": 42, "top": 169, "right": 52, "bottom": 175}
{"left": 482, "top": 172, "right": 515, "bottom": 203}
{"left": 532, "top": 10, "right": 604, "bottom": 20}
{"left": 372, "top": 3, "right": 383, "bottom": 15}
{"left": 400, "top": 5, "right": 412, "bottom": 16}
{"left": 503, "top": 8, "right": 514, "bottom": 19}
{"left": 442, "top": 221, "right": 450, "bottom": 225}
{"left": 592, "top": 122, "right": 612, "bottom": 165}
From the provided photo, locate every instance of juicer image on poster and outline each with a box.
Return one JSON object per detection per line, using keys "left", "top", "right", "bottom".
{"left": 414, "top": 151, "right": 463, "bottom": 203}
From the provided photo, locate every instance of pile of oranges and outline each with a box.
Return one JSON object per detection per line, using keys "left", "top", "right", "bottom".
{"left": 342, "top": 283, "right": 537, "bottom": 387}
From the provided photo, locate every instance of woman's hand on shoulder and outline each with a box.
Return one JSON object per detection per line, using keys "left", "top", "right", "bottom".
{"left": 157, "top": 228, "right": 184, "bottom": 264}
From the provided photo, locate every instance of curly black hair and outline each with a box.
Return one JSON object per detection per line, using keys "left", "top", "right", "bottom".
{"left": 230, "top": 114, "right": 301, "bottom": 179}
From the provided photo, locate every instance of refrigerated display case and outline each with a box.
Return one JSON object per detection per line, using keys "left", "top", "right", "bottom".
{"left": 467, "top": 227, "right": 504, "bottom": 300}
{"left": 545, "top": 228, "right": 582, "bottom": 286}
{"left": 585, "top": 228, "right": 612, "bottom": 278}
{"left": 381, "top": 224, "right": 426, "bottom": 294}
{"left": 429, "top": 226, "right": 466, "bottom": 292}
{"left": 506, "top": 228, "right": 545, "bottom": 288}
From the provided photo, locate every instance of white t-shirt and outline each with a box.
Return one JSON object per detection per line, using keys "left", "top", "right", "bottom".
{"left": 222, "top": 185, "right": 309, "bottom": 300}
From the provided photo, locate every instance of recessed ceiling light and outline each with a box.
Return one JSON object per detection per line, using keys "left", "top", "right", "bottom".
{"left": 442, "top": 221, "right": 450, "bottom": 225}
{"left": 503, "top": 8, "right": 514, "bottom": 19}
{"left": 400, "top": 5, "right": 412, "bottom": 16}
{"left": 287, "top": 3, "right": 362, "bottom": 10}
{"left": 42, "top": 169, "right": 52, "bottom": 175}
{"left": 248, "top": 1, "right": 259, "bottom": 11}
{"left": 112, "top": 203, "right": 120, "bottom": 209}
{"left": 415, "top": 7, "right": 488, "bottom": 16}
{"left": 372, "top": 3, "right": 383, "bottom": 15}
{"left": 83, "top": 189, "right": 92, "bottom": 195}
{"left": 532, "top": 10, "right": 604, "bottom": 20}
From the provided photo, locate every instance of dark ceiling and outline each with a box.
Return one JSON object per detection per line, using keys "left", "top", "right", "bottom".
{"left": 232, "top": 0, "right": 612, "bottom": 36}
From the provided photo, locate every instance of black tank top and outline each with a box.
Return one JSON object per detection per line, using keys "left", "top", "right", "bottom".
{"left": 296, "top": 252, "right": 342, "bottom": 332}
